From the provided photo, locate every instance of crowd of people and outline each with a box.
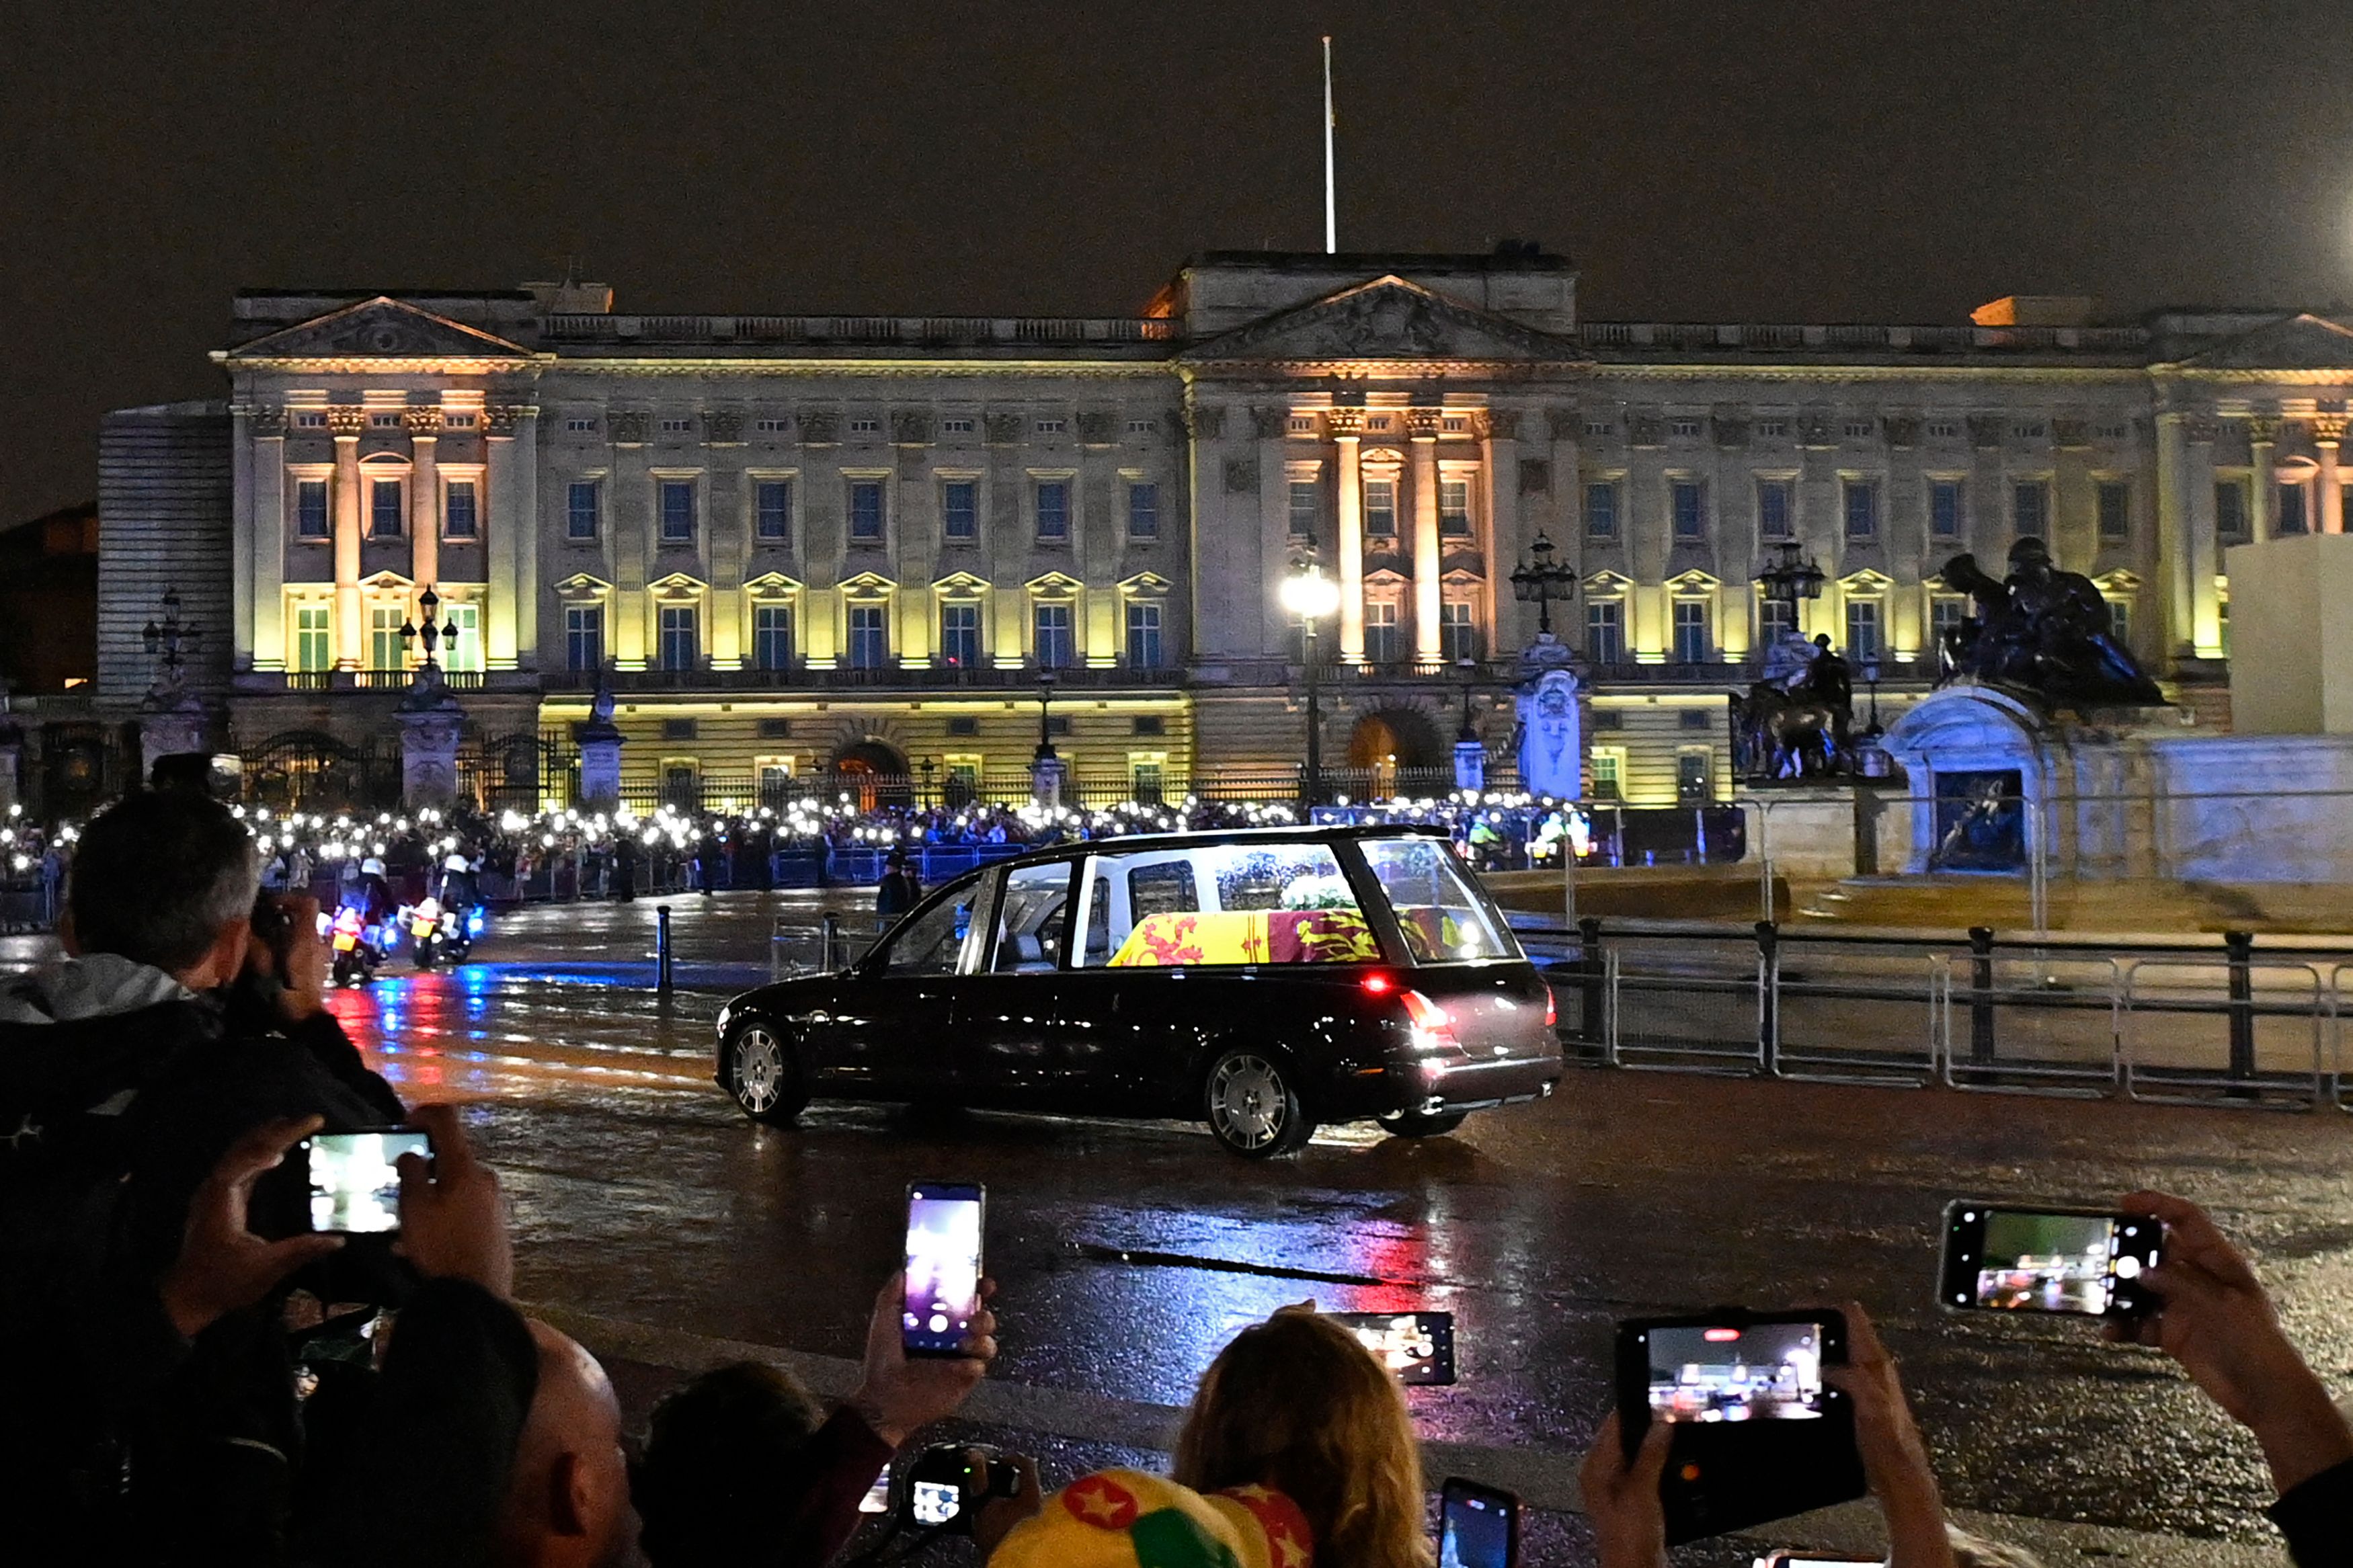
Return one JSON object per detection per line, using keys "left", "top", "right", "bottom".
{"left": 3, "top": 786, "right": 2348, "bottom": 1567}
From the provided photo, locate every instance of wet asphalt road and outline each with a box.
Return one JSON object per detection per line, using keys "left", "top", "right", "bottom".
{"left": 315, "top": 893, "right": 2353, "bottom": 1565}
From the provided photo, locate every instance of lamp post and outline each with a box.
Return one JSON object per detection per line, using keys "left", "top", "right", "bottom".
{"left": 1754, "top": 539, "right": 1828, "bottom": 638}
{"left": 1451, "top": 655, "right": 1489, "bottom": 795}
{"left": 1030, "top": 672, "right": 1064, "bottom": 807}
{"left": 140, "top": 585, "right": 200, "bottom": 692}
{"left": 1509, "top": 530, "right": 1577, "bottom": 639}
{"left": 397, "top": 585, "right": 460, "bottom": 674}
{"left": 1281, "top": 550, "right": 1342, "bottom": 809}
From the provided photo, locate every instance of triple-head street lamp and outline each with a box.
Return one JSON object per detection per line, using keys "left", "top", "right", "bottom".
{"left": 1755, "top": 539, "right": 1828, "bottom": 612}
{"left": 140, "top": 585, "right": 200, "bottom": 690}
{"left": 1509, "top": 530, "right": 1577, "bottom": 636}
{"left": 1280, "top": 550, "right": 1343, "bottom": 808}
{"left": 399, "top": 585, "right": 461, "bottom": 673}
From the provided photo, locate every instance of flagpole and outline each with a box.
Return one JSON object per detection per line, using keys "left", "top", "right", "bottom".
{"left": 1321, "top": 35, "right": 1337, "bottom": 254}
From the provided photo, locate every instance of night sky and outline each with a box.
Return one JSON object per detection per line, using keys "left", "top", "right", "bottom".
{"left": 5, "top": 1, "right": 2351, "bottom": 526}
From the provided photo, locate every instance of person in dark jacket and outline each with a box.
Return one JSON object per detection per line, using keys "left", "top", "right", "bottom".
{"left": 0, "top": 790, "right": 407, "bottom": 1565}
{"left": 875, "top": 850, "right": 922, "bottom": 925}
{"left": 2108, "top": 1190, "right": 2353, "bottom": 1568}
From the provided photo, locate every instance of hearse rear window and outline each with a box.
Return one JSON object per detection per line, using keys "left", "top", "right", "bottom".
{"left": 1072, "top": 843, "right": 1379, "bottom": 968}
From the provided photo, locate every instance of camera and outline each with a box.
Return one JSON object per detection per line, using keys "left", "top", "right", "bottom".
{"left": 901, "top": 1442, "right": 1025, "bottom": 1533}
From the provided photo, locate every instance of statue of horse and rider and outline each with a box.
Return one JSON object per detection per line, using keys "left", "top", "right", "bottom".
{"left": 1730, "top": 632, "right": 1857, "bottom": 780}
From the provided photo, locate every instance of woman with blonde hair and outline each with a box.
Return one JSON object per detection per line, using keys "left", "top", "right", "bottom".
{"left": 1172, "top": 1307, "right": 1432, "bottom": 1568}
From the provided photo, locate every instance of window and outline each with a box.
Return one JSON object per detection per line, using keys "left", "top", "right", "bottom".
{"left": 1439, "top": 478, "right": 1472, "bottom": 537}
{"left": 1363, "top": 477, "right": 1398, "bottom": 537}
{"left": 2012, "top": 421, "right": 2046, "bottom": 440}
{"left": 1289, "top": 415, "right": 1317, "bottom": 434}
{"left": 368, "top": 412, "right": 401, "bottom": 429}
{"left": 1127, "top": 482, "right": 1158, "bottom": 539}
{"left": 1843, "top": 479, "right": 1878, "bottom": 541}
{"left": 293, "top": 604, "right": 331, "bottom": 672}
{"left": 1035, "top": 419, "right": 1066, "bottom": 434}
{"left": 2097, "top": 481, "right": 2130, "bottom": 542}
{"left": 940, "top": 603, "right": 982, "bottom": 668}
{"left": 565, "top": 605, "right": 603, "bottom": 671}
{"left": 1033, "top": 602, "right": 1074, "bottom": 669}
{"left": 1126, "top": 418, "right": 1156, "bottom": 434}
{"left": 442, "top": 479, "right": 478, "bottom": 540}
{"left": 1756, "top": 420, "right": 1787, "bottom": 438}
{"left": 1930, "top": 480, "right": 1964, "bottom": 539}
{"left": 565, "top": 416, "right": 597, "bottom": 433}
{"left": 759, "top": 717, "right": 793, "bottom": 739}
{"left": 1287, "top": 479, "right": 1319, "bottom": 538}
{"left": 1672, "top": 599, "right": 1710, "bottom": 662}
{"left": 294, "top": 411, "right": 329, "bottom": 429}
{"left": 942, "top": 417, "right": 974, "bottom": 434}
{"left": 881, "top": 880, "right": 978, "bottom": 977}
{"left": 1590, "top": 748, "right": 1625, "bottom": 800}
{"left": 369, "top": 606, "right": 405, "bottom": 672}
{"left": 1677, "top": 748, "right": 1714, "bottom": 804}
{"left": 1584, "top": 419, "right": 1612, "bottom": 438}
{"left": 1439, "top": 601, "right": 1480, "bottom": 663}
{"left": 660, "top": 417, "right": 692, "bottom": 434}
{"left": 1671, "top": 418, "right": 1702, "bottom": 438}
{"left": 756, "top": 417, "right": 791, "bottom": 433}
{"left": 2216, "top": 479, "right": 2249, "bottom": 539}
{"left": 943, "top": 481, "right": 978, "bottom": 541}
{"left": 1586, "top": 599, "right": 1624, "bottom": 663}
{"left": 1931, "top": 595, "right": 1966, "bottom": 655}
{"left": 945, "top": 756, "right": 980, "bottom": 804}
{"left": 1365, "top": 600, "right": 1404, "bottom": 663}
{"left": 1586, "top": 480, "right": 1620, "bottom": 540}
{"left": 1131, "top": 757, "right": 1166, "bottom": 803}
{"left": 1757, "top": 479, "right": 1793, "bottom": 541}
{"left": 2012, "top": 481, "right": 2048, "bottom": 536}
{"left": 1125, "top": 601, "right": 1164, "bottom": 668}
{"left": 1035, "top": 480, "right": 1070, "bottom": 540}
{"left": 2096, "top": 421, "right": 2130, "bottom": 440}
{"left": 755, "top": 479, "right": 793, "bottom": 542}
{"left": 848, "top": 417, "right": 879, "bottom": 435}
{"left": 370, "top": 478, "right": 403, "bottom": 538}
{"left": 442, "top": 602, "right": 481, "bottom": 673}
{"left": 850, "top": 480, "right": 885, "bottom": 541}
{"left": 1844, "top": 421, "right": 1876, "bottom": 440}
{"left": 847, "top": 604, "right": 888, "bottom": 669}
{"left": 1363, "top": 836, "right": 1509, "bottom": 961}
{"left": 2105, "top": 596, "right": 2133, "bottom": 647}
{"left": 1133, "top": 714, "right": 1165, "bottom": 737}
{"left": 1845, "top": 598, "right": 1882, "bottom": 664}
{"left": 1758, "top": 595, "right": 1796, "bottom": 647}
{"left": 1927, "top": 419, "right": 1960, "bottom": 439}
{"left": 1671, "top": 480, "right": 1705, "bottom": 540}
{"left": 946, "top": 716, "right": 979, "bottom": 737}
{"left": 2280, "top": 483, "right": 2311, "bottom": 536}
{"left": 567, "top": 481, "right": 600, "bottom": 540}
{"left": 1071, "top": 841, "right": 1380, "bottom": 971}
{"left": 754, "top": 604, "right": 794, "bottom": 671}
{"left": 657, "top": 604, "right": 698, "bottom": 670}
{"left": 296, "top": 479, "right": 329, "bottom": 540}
{"left": 1367, "top": 415, "right": 1394, "bottom": 431}
{"left": 659, "top": 479, "right": 695, "bottom": 542}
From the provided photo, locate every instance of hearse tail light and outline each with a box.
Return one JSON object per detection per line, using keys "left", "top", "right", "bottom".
{"left": 1400, "top": 989, "right": 1458, "bottom": 1055}
{"left": 1544, "top": 985, "right": 1557, "bottom": 1029}
{"left": 1361, "top": 973, "right": 1395, "bottom": 995}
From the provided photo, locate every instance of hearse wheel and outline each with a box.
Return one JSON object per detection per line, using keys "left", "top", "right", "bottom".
{"left": 1378, "top": 1108, "right": 1469, "bottom": 1139}
{"left": 1204, "top": 1048, "right": 1316, "bottom": 1157}
{"left": 727, "top": 1024, "right": 807, "bottom": 1124}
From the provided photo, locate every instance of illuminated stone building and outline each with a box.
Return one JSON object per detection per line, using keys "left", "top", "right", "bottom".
{"left": 91, "top": 251, "right": 2353, "bottom": 807}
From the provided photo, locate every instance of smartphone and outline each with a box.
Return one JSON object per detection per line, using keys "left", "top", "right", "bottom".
{"left": 1617, "top": 1310, "right": 1864, "bottom": 1545}
{"left": 903, "top": 1182, "right": 985, "bottom": 1357}
{"left": 302, "top": 1128, "right": 431, "bottom": 1235}
{"left": 1751, "top": 1555, "right": 1884, "bottom": 1567}
{"left": 1330, "top": 1311, "right": 1456, "bottom": 1386}
{"left": 1940, "top": 1202, "right": 2161, "bottom": 1317}
{"left": 1437, "top": 1478, "right": 1518, "bottom": 1568}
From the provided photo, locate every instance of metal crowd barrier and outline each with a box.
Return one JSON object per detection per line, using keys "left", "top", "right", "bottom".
{"left": 1538, "top": 918, "right": 2353, "bottom": 1112}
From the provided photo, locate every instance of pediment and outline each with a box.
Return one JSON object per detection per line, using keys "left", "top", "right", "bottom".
{"left": 840, "top": 572, "right": 896, "bottom": 597}
{"left": 648, "top": 572, "right": 707, "bottom": 597}
{"left": 1119, "top": 571, "right": 1174, "bottom": 593}
{"left": 358, "top": 571, "right": 414, "bottom": 591}
{"left": 1179, "top": 276, "right": 1584, "bottom": 366}
{"left": 1025, "top": 571, "right": 1084, "bottom": 594}
{"left": 555, "top": 573, "right": 613, "bottom": 597}
{"left": 229, "top": 297, "right": 533, "bottom": 362}
{"left": 1841, "top": 569, "right": 1897, "bottom": 590}
{"left": 932, "top": 571, "right": 991, "bottom": 595}
{"left": 2178, "top": 314, "right": 2353, "bottom": 372}
{"left": 744, "top": 571, "right": 803, "bottom": 594}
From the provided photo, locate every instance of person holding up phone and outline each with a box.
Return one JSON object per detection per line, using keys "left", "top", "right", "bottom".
{"left": 1581, "top": 1304, "right": 1956, "bottom": 1568}
{"left": 2105, "top": 1190, "right": 2353, "bottom": 1568}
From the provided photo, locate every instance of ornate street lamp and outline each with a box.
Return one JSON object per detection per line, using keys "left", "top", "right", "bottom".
{"left": 1509, "top": 530, "right": 1577, "bottom": 636}
{"left": 1755, "top": 539, "right": 1828, "bottom": 612}
{"left": 398, "top": 585, "right": 461, "bottom": 673}
{"left": 1280, "top": 550, "right": 1342, "bottom": 808}
{"left": 140, "top": 585, "right": 200, "bottom": 690}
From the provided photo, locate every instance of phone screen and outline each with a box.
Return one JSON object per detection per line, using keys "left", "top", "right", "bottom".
{"left": 1751, "top": 1555, "right": 1885, "bottom": 1567}
{"left": 856, "top": 1475, "right": 893, "bottom": 1516}
{"left": 903, "top": 1183, "right": 984, "bottom": 1356}
{"left": 303, "top": 1129, "right": 430, "bottom": 1235}
{"left": 1438, "top": 1479, "right": 1517, "bottom": 1568}
{"left": 1330, "top": 1311, "right": 1456, "bottom": 1386}
{"left": 1942, "top": 1203, "right": 2160, "bottom": 1316}
{"left": 1642, "top": 1319, "right": 1830, "bottom": 1423}
{"left": 910, "top": 1479, "right": 963, "bottom": 1528}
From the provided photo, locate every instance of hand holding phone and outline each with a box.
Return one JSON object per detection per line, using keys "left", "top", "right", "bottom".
{"left": 1437, "top": 1478, "right": 1518, "bottom": 1568}
{"left": 1331, "top": 1311, "right": 1455, "bottom": 1386}
{"left": 304, "top": 1128, "right": 431, "bottom": 1235}
{"left": 1940, "top": 1202, "right": 2161, "bottom": 1317}
{"left": 903, "top": 1183, "right": 986, "bottom": 1357}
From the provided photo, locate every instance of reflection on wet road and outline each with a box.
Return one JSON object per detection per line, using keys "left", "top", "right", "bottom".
{"left": 326, "top": 895, "right": 2353, "bottom": 1562}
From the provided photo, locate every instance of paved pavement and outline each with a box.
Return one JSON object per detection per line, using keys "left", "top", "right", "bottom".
{"left": 14, "top": 893, "right": 2342, "bottom": 1563}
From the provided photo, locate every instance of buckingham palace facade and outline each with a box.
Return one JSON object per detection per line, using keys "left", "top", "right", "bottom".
{"left": 90, "top": 248, "right": 2353, "bottom": 808}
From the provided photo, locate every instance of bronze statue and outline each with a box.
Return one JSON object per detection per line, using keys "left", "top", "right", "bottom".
{"left": 1938, "top": 537, "right": 2163, "bottom": 706}
{"left": 1732, "top": 632, "right": 1856, "bottom": 780}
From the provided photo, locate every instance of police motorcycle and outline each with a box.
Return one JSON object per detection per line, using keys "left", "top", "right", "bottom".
{"left": 325, "top": 901, "right": 395, "bottom": 986}
{"left": 409, "top": 852, "right": 485, "bottom": 971}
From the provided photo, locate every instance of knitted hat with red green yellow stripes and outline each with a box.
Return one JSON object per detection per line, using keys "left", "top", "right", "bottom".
{"left": 986, "top": 1469, "right": 1313, "bottom": 1568}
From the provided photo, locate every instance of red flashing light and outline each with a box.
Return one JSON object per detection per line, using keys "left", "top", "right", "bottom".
{"left": 1543, "top": 985, "right": 1557, "bottom": 1029}
{"left": 1702, "top": 1327, "right": 1741, "bottom": 1343}
{"left": 1361, "top": 973, "right": 1394, "bottom": 995}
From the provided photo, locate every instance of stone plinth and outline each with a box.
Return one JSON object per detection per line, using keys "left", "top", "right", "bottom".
{"left": 397, "top": 671, "right": 465, "bottom": 808}
{"left": 2225, "top": 534, "right": 2353, "bottom": 735}
{"left": 1031, "top": 755, "right": 1066, "bottom": 809}
{"left": 578, "top": 735, "right": 623, "bottom": 809}
{"left": 1452, "top": 739, "right": 1487, "bottom": 794}
{"left": 1743, "top": 784, "right": 1869, "bottom": 878}
{"left": 138, "top": 695, "right": 214, "bottom": 786}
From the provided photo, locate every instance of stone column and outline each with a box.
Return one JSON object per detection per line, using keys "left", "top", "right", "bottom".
{"left": 485, "top": 411, "right": 519, "bottom": 670}
{"left": 330, "top": 409, "right": 366, "bottom": 669}
{"left": 2186, "top": 417, "right": 2223, "bottom": 657}
{"left": 231, "top": 405, "right": 255, "bottom": 669}
{"left": 2156, "top": 411, "right": 2192, "bottom": 655}
{"left": 2316, "top": 415, "right": 2346, "bottom": 535}
{"left": 407, "top": 408, "right": 441, "bottom": 593}
{"left": 1329, "top": 409, "right": 1366, "bottom": 661}
{"left": 252, "top": 407, "right": 288, "bottom": 671}
{"left": 1406, "top": 406, "right": 1444, "bottom": 663}
{"left": 1481, "top": 409, "right": 1519, "bottom": 661}
{"left": 2247, "top": 416, "right": 2279, "bottom": 544}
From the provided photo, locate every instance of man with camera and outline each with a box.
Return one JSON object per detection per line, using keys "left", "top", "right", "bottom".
{"left": 0, "top": 789, "right": 407, "bottom": 1561}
